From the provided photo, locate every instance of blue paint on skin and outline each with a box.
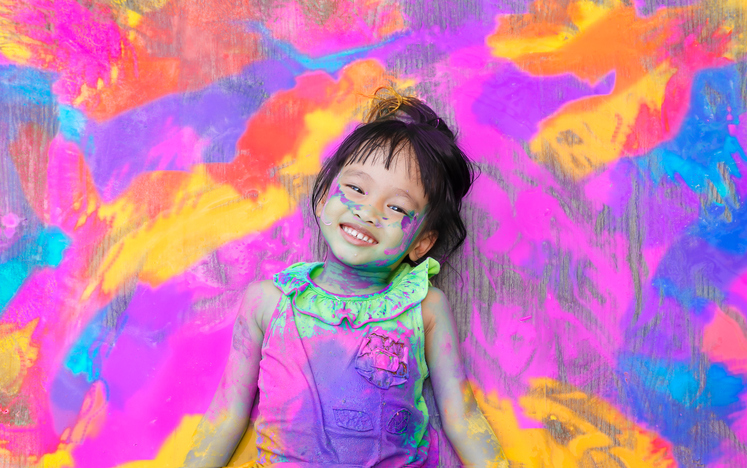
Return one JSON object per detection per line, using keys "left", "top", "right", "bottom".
{"left": 380, "top": 210, "right": 426, "bottom": 264}
{"left": 618, "top": 355, "right": 745, "bottom": 464}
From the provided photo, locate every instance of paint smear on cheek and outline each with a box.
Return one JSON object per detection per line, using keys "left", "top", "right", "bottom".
{"left": 383, "top": 213, "right": 421, "bottom": 257}
{"left": 321, "top": 178, "right": 347, "bottom": 226}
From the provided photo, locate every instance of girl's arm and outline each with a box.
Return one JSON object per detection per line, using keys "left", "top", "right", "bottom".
{"left": 182, "top": 280, "right": 279, "bottom": 468}
{"left": 422, "top": 287, "right": 508, "bottom": 468}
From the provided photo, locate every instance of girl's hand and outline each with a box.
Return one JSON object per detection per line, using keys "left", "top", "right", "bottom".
{"left": 422, "top": 288, "right": 508, "bottom": 468}
{"left": 182, "top": 280, "right": 279, "bottom": 468}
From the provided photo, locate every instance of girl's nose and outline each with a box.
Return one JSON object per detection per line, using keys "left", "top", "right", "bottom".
{"left": 354, "top": 205, "right": 382, "bottom": 227}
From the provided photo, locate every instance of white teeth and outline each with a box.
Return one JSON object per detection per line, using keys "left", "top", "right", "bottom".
{"left": 342, "top": 226, "right": 375, "bottom": 244}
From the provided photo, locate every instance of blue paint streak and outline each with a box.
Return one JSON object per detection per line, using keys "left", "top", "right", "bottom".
{"left": 58, "top": 105, "right": 87, "bottom": 144}
{"left": 245, "top": 21, "right": 394, "bottom": 74}
{"left": 0, "top": 65, "right": 56, "bottom": 108}
{"left": 0, "top": 228, "right": 71, "bottom": 313}
{"left": 638, "top": 65, "right": 746, "bottom": 200}
{"left": 619, "top": 355, "right": 745, "bottom": 464}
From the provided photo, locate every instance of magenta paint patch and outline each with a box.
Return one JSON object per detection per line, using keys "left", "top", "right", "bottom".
{"left": 1, "top": 1, "right": 747, "bottom": 467}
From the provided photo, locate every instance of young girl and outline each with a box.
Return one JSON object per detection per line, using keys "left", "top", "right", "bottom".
{"left": 183, "top": 90, "right": 506, "bottom": 468}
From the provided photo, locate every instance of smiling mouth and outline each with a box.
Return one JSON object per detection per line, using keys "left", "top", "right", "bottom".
{"left": 340, "top": 224, "right": 378, "bottom": 245}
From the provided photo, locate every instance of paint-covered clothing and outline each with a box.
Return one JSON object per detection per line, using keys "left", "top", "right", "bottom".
{"left": 251, "top": 258, "right": 440, "bottom": 467}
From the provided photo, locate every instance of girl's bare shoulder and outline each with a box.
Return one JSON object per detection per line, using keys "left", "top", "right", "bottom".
{"left": 240, "top": 280, "right": 283, "bottom": 332}
{"left": 421, "top": 286, "right": 450, "bottom": 334}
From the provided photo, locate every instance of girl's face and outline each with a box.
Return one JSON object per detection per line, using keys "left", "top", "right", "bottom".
{"left": 316, "top": 147, "right": 436, "bottom": 271}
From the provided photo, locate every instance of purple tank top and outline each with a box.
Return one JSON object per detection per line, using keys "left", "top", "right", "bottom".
{"left": 252, "top": 258, "right": 441, "bottom": 467}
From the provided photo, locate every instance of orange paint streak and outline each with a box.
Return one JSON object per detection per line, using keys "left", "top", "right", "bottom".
{"left": 488, "top": 2, "right": 677, "bottom": 83}
{"left": 486, "top": 0, "right": 739, "bottom": 177}
{"left": 473, "top": 379, "right": 677, "bottom": 468}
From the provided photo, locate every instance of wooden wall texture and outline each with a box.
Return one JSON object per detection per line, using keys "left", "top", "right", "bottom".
{"left": 1, "top": 0, "right": 747, "bottom": 466}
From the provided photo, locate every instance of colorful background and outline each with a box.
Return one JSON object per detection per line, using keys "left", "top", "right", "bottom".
{"left": 1, "top": 0, "right": 747, "bottom": 466}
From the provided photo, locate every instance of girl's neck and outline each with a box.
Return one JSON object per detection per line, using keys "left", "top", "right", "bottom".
{"left": 313, "top": 255, "right": 398, "bottom": 296}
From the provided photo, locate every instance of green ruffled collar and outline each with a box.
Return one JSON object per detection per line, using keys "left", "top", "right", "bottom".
{"left": 273, "top": 258, "right": 440, "bottom": 329}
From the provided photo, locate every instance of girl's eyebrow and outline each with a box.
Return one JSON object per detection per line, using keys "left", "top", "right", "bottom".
{"left": 394, "top": 189, "right": 418, "bottom": 207}
{"left": 343, "top": 169, "right": 372, "bottom": 181}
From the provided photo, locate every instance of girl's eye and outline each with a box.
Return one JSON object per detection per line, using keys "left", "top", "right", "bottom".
{"left": 389, "top": 205, "right": 409, "bottom": 216}
{"left": 346, "top": 185, "right": 364, "bottom": 194}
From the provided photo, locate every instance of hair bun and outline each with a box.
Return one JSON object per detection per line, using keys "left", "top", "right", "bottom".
{"left": 365, "top": 87, "right": 439, "bottom": 126}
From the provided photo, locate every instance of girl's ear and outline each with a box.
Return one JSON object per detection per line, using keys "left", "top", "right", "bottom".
{"left": 315, "top": 194, "right": 327, "bottom": 218}
{"left": 408, "top": 231, "right": 438, "bottom": 262}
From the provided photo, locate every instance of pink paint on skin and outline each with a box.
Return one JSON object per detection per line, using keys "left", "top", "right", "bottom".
{"left": 320, "top": 171, "right": 421, "bottom": 272}
{"left": 379, "top": 210, "right": 423, "bottom": 264}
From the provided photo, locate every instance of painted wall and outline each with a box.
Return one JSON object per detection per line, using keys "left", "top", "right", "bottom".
{"left": 1, "top": 0, "right": 746, "bottom": 466}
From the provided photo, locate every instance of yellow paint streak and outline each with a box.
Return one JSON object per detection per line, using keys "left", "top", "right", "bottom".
{"left": 474, "top": 378, "right": 676, "bottom": 468}
{"left": 37, "top": 450, "right": 75, "bottom": 468}
{"left": 84, "top": 171, "right": 293, "bottom": 297}
{"left": 0, "top": 6, "right": 30, "bottom": 63}
{"left": 0, "top": 319, "right": 39, "bottom": 395}
{"left": 114, "top": 415, "right": 202, "bottom": 468}
{"left": 23, "top": 445, "right": 74, "bottom": 468}
{"left": 73, "top": 83, "right": 96, "bottom": 107}
{"left": 277, "top": 109, "right": 350, "bottom": 178}
{"left": 0, "top": 40, "right": 31, "bottom": 63}
{"left": 487, "top": 0, "right": 617, "bottom": 59}
{"left": 126, "top": 9, "right": 142, "bottom": 27}
{"left": 720, "top": 0, "right": 747, "bottom": 61}
{"left": 529, "top": 62, "right": 676, "bottom": 178}
{"left": 568, "top": 0, "right": 613, "bottom": 30}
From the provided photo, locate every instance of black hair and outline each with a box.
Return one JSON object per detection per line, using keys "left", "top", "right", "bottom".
{"left": 311, "top": 89, "right": 476, "bottom": 265}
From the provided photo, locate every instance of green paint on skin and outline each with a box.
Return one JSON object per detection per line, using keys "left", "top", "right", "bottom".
{"left": 315, "top": 162, "right": 430, "bottom": 295}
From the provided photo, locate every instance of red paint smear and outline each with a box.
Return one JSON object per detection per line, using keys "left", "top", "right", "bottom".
{"left": 206, "top": 69, "right": 360, "bottom": 195}
{"left": 3, "top": 0, "right": 265, "bottom": 120}
{"left": 264, "top": 0, "right": 405, "bottom": 56}
{"left": 8, "top": 123, "right": 53, "bottom": 220}
{"left": 81, "top": 0, "right": 264, "bottom": 120}
{"left": 623, "top": 27, "right": 732, "bottom": 157}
